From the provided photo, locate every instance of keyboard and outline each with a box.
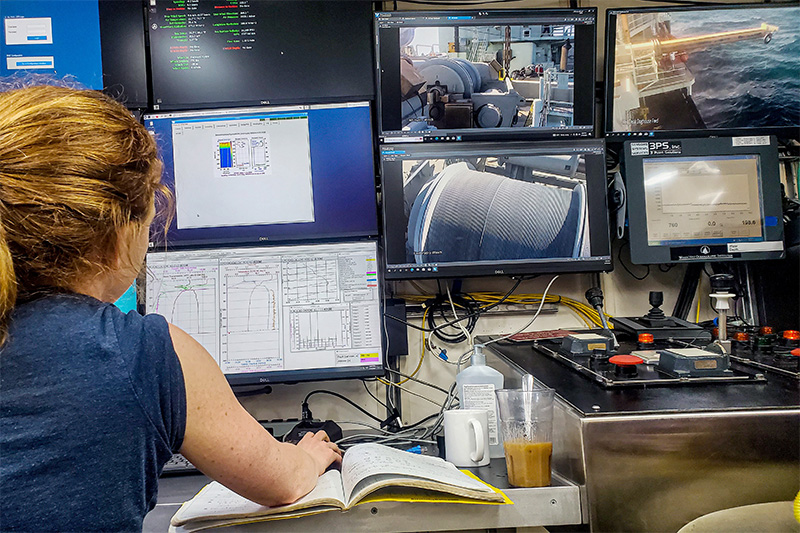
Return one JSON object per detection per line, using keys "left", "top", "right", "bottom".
{"left": 162, "top": 453, "right": 198, "bottom": 475}
{"left": 160, "top": 420, "right": 296, "bottom": 476}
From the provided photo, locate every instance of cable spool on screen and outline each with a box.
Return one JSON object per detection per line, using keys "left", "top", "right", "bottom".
{"left": 407, "top": 162, "right": 586, "bottom": 265}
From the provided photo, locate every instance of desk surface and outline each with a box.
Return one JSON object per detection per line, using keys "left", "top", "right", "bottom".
{"left": 145, "top": 459, "right": 584, "bottom": 532}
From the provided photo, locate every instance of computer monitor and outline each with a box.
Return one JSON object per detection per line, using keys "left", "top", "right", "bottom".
{"left": 144, "top": 102, "right": 378, "bottom": 248}
{"left": 604, "top": 3, "right": 800, "bottom": 141}
{"left": 621, "top": 136, "right": 785, "bottom": 264}
{"left": 380, "top": 140, "right": 612, "bottom": 279}
{"left": 375, "top": 8, "right": 597, "bottom": 143}
{"left": 146, "top": 0, "right": 374, "bottom": 110}
{"left": 145, "top": 240, "right": 384, "bottom": 385}
{"left": 1, "top": 0, "right": 149, "bottom": 108}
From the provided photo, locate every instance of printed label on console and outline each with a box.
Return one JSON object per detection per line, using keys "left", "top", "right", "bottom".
{"left": 732, "top": 136, "right": 770, "bottom": 147}
{"left": 629, "top": 141, "right": 682, "bottom": 156}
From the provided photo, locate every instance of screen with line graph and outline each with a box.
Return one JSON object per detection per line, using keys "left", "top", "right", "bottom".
{"left": 145, "top": 240, "right": 384, "bottom": 385}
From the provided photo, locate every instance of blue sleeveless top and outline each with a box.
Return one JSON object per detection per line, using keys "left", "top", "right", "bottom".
{"left": 0, "top": 293, "right": 186, "bottom": 532}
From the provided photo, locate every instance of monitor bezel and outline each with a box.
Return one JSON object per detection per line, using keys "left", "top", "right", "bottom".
{"left": 227, "top": 364, "right": 386, "bottom": 387}
{"left": 621, "top": 136, "right": 786, "bottom": 265}
{"left": 379, "top": 139, "right": 613, "bottom": 280}
{"left": 603, "top": 2, "right": 800, "bottom": 142}
{"left": 374, "top": 7, "right": 598, "bottom": 143}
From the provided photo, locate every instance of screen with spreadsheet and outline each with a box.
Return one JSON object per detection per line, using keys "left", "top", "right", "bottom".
{"left": 145, "top": 240, "right": 384, "bottom": 385}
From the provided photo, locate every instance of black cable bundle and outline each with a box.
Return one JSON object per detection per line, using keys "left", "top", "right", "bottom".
{"left": 424, "top": 292, "right": 480, "bottom": 344}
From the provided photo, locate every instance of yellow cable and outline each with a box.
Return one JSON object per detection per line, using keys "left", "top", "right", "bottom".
{"left": 382, "top": 292, "right": 612, "bottom": 388}
{"left": 465, "top": 292, "right": 609, "bottom": 328}
{"left": 695, "top": 281, "right": 702, "bottom": 324}
{"left": 398, "top": 291, "right": 612, "bottom": 329}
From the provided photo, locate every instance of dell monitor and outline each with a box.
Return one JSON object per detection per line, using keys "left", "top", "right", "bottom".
{"left": 1, "top": 0, "right": 149, "bottom": 108}
{"left": 375, "top": 8, "right": 597, "bottom": 143}
{"left": 145, "top": 240, "right": 384, "bottom": 385}
{"left": 144, "top": 102, "right": 378, "bottom": 248}
{"left": 380, "top": 139, "right": 612, "bottom": 279}
{"left": 604, "top": 3, "right": 800, "bottom": 140}
{"left": 146, "top": 0, "right": 374, "bottom": 110}
{"left": 621, "top": 136, "right": 785, "bottom": 264}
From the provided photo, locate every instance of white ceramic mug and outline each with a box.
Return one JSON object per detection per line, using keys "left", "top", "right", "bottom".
{"left": 443, "top": 409, "right": 490, "bottom": 467}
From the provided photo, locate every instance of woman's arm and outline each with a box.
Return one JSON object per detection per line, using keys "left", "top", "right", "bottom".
{"left": 168, "top": 323, "right": 342, "bottom": 506}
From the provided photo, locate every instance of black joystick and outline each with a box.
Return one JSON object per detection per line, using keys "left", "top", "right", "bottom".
{"left": 643, "top": 291, "right": 671, "bottom": 327}
{"left": 647, "top": 291, "right": 665, "bottom": 318}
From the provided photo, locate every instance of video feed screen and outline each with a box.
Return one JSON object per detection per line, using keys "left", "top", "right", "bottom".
{"left": 643, "top": 155, "right": 764, "bottom": 246}
{"left": 1, "top": 0, "right": 148, "bottom": 107}
{"left": 380, "top": 140, "right": 612, "bottom": 279}
{"left": 606, "top": 4, "right": 800, "bottom": 139}
{"left": 375, "top": 9, "right": 596, "bottom": 142}
{"left": 145, "top": 102, "right": 378, "bottom": 248}
{"left": 145, "top": 240, "right": 384, "bottom": 385}
{"left": 147, "top": 0, "right": 374, "bottom": 109}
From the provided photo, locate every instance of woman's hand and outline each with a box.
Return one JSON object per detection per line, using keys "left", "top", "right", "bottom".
{"left": 296, "top": 431, "right": 343, "bottom": 475}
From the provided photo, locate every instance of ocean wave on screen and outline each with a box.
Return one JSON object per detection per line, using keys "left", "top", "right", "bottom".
{"left": 663, "top": 6, "right": 800, "bottom": 130}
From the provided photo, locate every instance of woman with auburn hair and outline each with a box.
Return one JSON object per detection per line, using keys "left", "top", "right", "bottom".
{"left": 0, "top": 85, "right": 341, "bottom": 531}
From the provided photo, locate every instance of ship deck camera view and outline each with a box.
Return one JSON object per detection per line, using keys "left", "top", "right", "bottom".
{"left": 380, "top": 140, "right": 612, "bottom": 279}
{"left": 375, "top": 9, "right": 597, "bottom": 142}
{"left": 605, "top": 3, "right": 800, "bottom": 140}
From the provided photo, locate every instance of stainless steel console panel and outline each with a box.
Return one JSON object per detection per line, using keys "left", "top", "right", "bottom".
{"left": 482, "top": 337, "right": 800, "bottom": 532}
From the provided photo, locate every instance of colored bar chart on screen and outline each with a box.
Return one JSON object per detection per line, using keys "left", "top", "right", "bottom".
{"left": 218, "top": 141, "right": 233, "bottom": 169}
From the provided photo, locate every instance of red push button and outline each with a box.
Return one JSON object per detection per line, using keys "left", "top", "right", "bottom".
{"left": 609, "top": 355, "right": 644, "bottom": 366}
{"left": 609, "top": 355, "right": 644, "bottom": 378}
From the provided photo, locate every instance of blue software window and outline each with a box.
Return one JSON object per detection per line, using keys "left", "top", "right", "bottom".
{"left": 1, "top": 0, "right": 102, "bottom": 88}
